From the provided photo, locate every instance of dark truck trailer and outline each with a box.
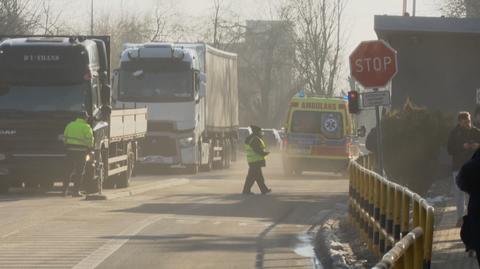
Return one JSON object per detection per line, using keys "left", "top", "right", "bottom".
{"left": 0, "top": 36, "right": 146, "bottom": 194}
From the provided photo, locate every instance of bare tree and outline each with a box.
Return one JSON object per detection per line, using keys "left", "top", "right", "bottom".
{"left": 209, "top": 0, "right": 245, "bottom": 50}
{"left": 94, "top": 12, "right": 151, "bottom": 69}
{"left": 282, "top": 0, "right": 346, "bottom": 97}
{"left": 39, "top": 0, "right": 64, "bottom": 35}
{"left": 441, "top": 0, "right": 480, "bottom": 17}
{"left": 94, "top": 4, "right": 186, "bottom": 69}
{"left": 0, "top": 0, "right": 42, "bottom": 35}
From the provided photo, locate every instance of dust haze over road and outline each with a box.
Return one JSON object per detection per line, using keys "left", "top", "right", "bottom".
{"left": 0, "top": 154, "right": 348, "bottom": 268}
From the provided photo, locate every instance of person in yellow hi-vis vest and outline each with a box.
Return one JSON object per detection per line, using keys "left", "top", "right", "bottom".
{"left": 63, "top": 111, "right": 94, "bottom": 197}
{"left": 242, "top": 125, "right": 271, "bottom": 195}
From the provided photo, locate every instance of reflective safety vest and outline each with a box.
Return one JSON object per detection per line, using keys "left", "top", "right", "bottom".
{"left": 64, "top": 118, "right": 94, "bottom": 149}
{"left": 245, "top": 135, "right": 266, "bottom": 164}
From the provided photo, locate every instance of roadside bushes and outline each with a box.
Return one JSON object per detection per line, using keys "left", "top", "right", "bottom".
{"left": 381, "top": 100, "right": 452, "bottom": 195}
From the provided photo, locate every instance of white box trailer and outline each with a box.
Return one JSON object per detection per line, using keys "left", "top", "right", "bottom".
{"left": 114, "top": 43, "right": 238, "bottom": 173}
{"left": 204, "top": 46, "right": 239, "bottom": 134}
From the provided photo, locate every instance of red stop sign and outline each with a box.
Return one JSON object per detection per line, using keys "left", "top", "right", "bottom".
{"left": 349, "top": 40, "right": 398, "bottom": 89}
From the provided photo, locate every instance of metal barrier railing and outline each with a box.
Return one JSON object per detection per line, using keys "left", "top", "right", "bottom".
{"left": 349, "top": 154, "right": 435, "bottom": 269}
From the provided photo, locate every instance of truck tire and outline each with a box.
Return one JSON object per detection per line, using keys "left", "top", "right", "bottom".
{"left": 224, "top": 140, "right": 231, "bottom": 169}
{"left": 39, "top": 180, "right": 54, "bottom": 191}
{"left": 206, "top": 143, "right": 213, "bottom": 171}
{"left": 24, "top": 179, "right": 40, "bottom": 190}
{"left": 185, "top": 164, "right": 198, "bottom": 174}
{"left": 231, "top": 140, "right": 237, "bottom": 162}
{"left": 117, "top": 143, "right": 133, "bottom": 188}
{"left": 93, "top": 148, "right": 107, "bottom": 194}
{"left": 0, "top": 178, "right": 10, "bottom": 194}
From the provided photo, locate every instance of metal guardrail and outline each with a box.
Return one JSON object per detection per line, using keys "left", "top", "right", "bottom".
{"left": 349, "top": 154, "right": 435, "bottom": 269}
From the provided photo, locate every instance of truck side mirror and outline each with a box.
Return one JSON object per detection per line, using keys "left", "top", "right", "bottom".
{"left": 100, "top": 71, "right": 109, "bottom": 85}
{"left": 199, "top": 72, "right": 206, "bottom": 97}
{"left": 101, "top": 84, "right": 111, "bottom": 106}
{"left": 0, "top": 82, "right": 8, "bottom": 96}
{"left": 199, "top": 83, "right": 206, "bottom": 98}
{"left": 100, "top": 105, "right": 112, "bottom": 120}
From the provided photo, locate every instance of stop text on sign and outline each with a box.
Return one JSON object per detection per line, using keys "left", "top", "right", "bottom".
{"left": 354, "top": 56, "right": 393, "bottom": 73}
{"left": 349, "top": 40, "right": 398, "bottom": 89}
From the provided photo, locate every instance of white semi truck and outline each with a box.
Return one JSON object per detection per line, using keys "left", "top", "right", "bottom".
{"left": 112, "top": 43, "right": 238, "bottom": 173}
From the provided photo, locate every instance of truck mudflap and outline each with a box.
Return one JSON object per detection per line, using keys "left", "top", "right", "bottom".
{"left": 83, "top": 159, "right": 98, "bottom": 194}
{"left": 0, "top": 167, "right": 9, "bottom": 176}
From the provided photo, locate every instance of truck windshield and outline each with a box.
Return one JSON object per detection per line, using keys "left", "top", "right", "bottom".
{"left": 291, "top": 111, "right": 344, "bottom": 139}
{"left": 119, "top": 70, "right": 193, "bottom": 102}
{"left": 0, "top": 83, "right": 87, "bottom": 112}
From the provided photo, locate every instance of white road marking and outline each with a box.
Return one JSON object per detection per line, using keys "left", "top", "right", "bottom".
{"left": 72, "top": 215, "right": 162, "bottom": 269}
{"left": 0, "top": 230, "right": 19, "bottom": 239}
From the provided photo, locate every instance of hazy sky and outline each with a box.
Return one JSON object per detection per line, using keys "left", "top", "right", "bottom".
{"left": 58, "top": 0, "right": 441, "bottom": 50}
{"left": 55, "top": 0, "right": 442, "bottom": 89}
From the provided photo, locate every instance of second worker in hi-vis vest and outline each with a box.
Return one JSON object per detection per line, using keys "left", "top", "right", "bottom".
{"left": 242, "top": 125, "right": 271, "bottom": 195}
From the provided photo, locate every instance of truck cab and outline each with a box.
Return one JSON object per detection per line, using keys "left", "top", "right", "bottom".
{"left": 114, "top": 43, "right": 207, "bottom": 173}
{"left": 0, "top": 36, "right": 146, "bottom": 194}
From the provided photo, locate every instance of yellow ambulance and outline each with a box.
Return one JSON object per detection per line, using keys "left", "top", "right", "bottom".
{"left": 282, "top": 96, "right": 360, "bottom": 175}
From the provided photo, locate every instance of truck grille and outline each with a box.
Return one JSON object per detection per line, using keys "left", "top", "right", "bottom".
{"left": 143, "top": 136, "right": 177, "bottom": 157}
{"left": 147, "top": 122, "right": 175, "bottom": 132}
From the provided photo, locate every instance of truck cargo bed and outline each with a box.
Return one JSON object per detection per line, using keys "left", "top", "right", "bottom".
{"left": 110, "top": 108, "right": 147, "bottom": 142}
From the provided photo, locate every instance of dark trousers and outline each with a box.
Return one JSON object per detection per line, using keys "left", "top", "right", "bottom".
{"left": 476, "top": 249, "right": 480, "bottom": 267}
{"left": 64, "top": 150, "right": 87, "bottom": 192}
{"left": 242, "top": 165, "right": 269, "bottom": 193}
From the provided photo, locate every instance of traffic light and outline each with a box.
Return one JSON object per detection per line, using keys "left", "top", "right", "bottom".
{"left": 348, "top": 91, "right": 360, "bottom": 114}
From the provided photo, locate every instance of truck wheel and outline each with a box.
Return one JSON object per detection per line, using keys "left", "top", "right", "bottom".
{"left": 117, "top": 143, "right": 133, "bottom": 188}
{"left": 224, "top": 140, "right": 231, "bottom": 169}
{"left": 94, "top": 148, "right": 107, "bottom": 194}
{"left": 185, "top": 164, "right": 198, "bottom": 174}
{"left": 206, "top": 142, "right": 214, "bottom": 171}
{"left": 102, "top": 178, "right": 115, "bottom": 189}
{"left": 39, "top": 180, "right": 54, "bottom": 191}
{"left": 24, "top": 179, "right": 39, "bottom": 190}
{"left": 0, "top": 178, "right": 10, "bottom": 194}
{"left": 231, "top": 140, "right": 237, "bottom": 162}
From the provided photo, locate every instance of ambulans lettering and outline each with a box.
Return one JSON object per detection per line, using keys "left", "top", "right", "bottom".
{"left": 300, "top": 102, "right": 336, "bottom": 110}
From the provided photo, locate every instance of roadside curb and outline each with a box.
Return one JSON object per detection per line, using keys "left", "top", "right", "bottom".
{"left": 97, "top": 178, "right": 190, "bottom": 200}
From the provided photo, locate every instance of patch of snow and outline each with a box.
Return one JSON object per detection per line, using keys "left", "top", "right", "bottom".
{"left": 426, "top": 195, "right": 450, "bottom": 204}
{"left": 321, "top": 218, "right": 367, "bottom": 269}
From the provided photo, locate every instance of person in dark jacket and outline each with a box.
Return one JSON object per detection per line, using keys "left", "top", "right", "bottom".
{"left": 447, "top": 111, "right": 480, "bottom": 224}
{"left": 365, "top": 127, "right": 377, "bottom": 154}
{"left": 457, "top": 148, "right": 480, "bottom": 265}
{"left": 242, "top": 125, "right": 271, "bottom": 195}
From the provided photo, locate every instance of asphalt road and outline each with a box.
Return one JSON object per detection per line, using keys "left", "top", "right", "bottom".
{"left": 0, "top": 154, "right": 349, "bottom": 269}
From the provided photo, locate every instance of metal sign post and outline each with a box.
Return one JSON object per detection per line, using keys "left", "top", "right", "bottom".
{"left": 349, "top": 40, "right": 398, "bottom": 176}
{"left": 373, "top": 89, "right": 385, "bottom": 175}
{"left": 476, "top": 88, "right": 480, "bottom": 105}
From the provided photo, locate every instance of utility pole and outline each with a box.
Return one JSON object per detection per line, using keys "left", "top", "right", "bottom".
{"left": 90, "top": 0, "right": 94, "bottom": 35}
{"left": 412, "top": 0, "right": 416, "bottom": 16}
